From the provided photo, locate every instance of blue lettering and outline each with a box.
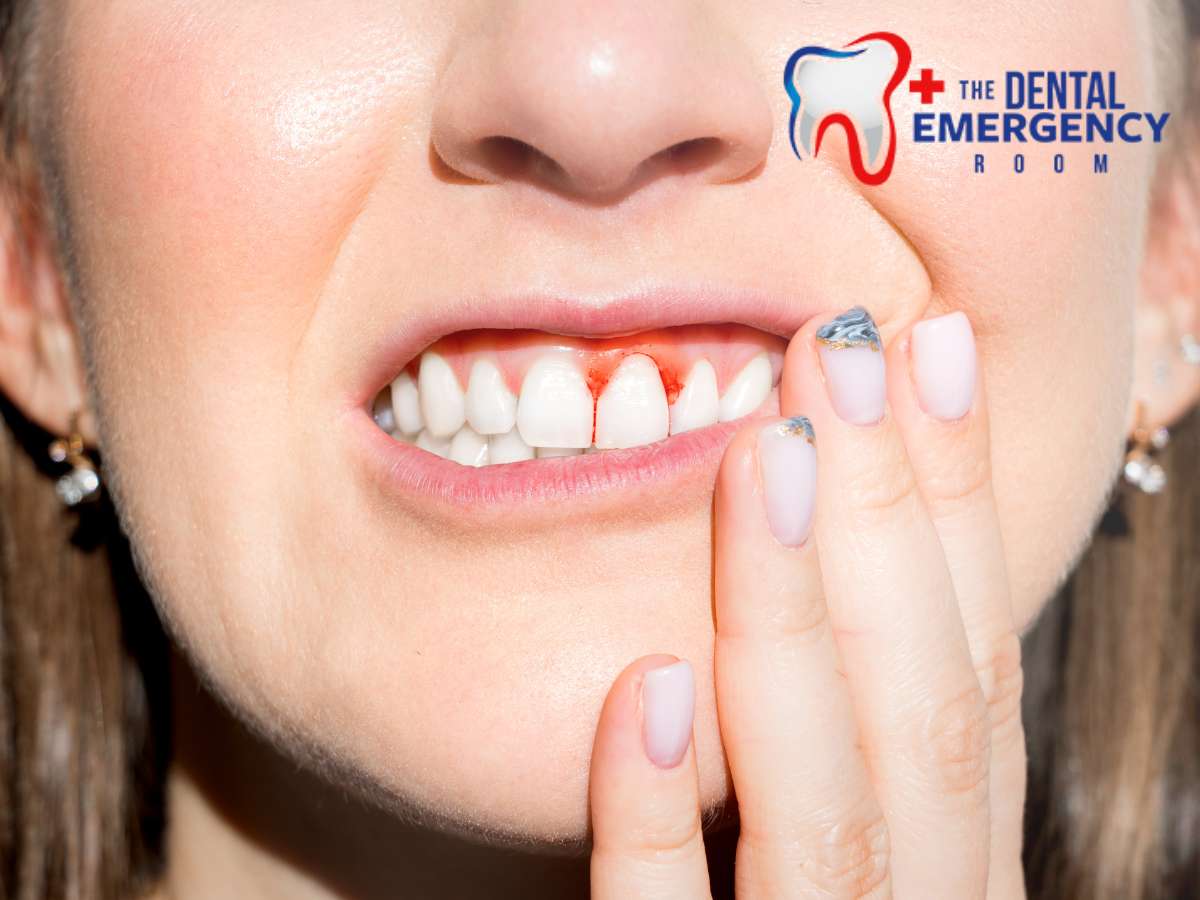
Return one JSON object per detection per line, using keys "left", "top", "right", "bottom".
{"left": 1117, "top": 112, "right": 1143, "bottom": 142}
{"left": 1146, "top": 112, "right": 1170, "bottom": 142}
{"left": 914, "top": 112, "right": 936, "bottom": 142}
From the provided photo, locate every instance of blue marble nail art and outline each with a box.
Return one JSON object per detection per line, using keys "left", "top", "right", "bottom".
{"left": 815, "top": 305, "right": 881, "bottom": 352}
{"left": 777, "top": 415, "right": 815, "bottom": 444}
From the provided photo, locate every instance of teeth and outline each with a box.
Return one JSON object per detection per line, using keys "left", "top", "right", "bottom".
{"left": 391, "top": 371, "right": 424, "bottom": 436}
{"left": 373, "top": 389, "right": 397, "bottom": 434}
{"left": 718, "top": 353, "right": 772, "bottom": 422}
{"left": 537, "top": 446, "right": 583, "bottom": 458}
{"left": 418, "top": 352, "right": 466, "bottom": 438}
{"left": 488, "top": 428, "right": 535, "bottom": 463}
{"left": 384, "top": 346, "right": 781, "bottom": 465}
{"left": 594, "top": 354, "right": 669, "bottom": 449}
{"left": 516, "top": 355, "right": 595, "bottom": 449}
{"left": 465, "top": 359, "right": 518, "bottom": 435}
{"left": 668, "top": 360, "right": 720, "bottom": 435}
{"left": 416, "top": 430, "right": 452, "bottom": 458}
{"left": 449, "top": 425, "right": 490, "bottom": 467}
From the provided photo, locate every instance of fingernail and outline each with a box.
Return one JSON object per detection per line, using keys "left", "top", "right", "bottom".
{"left": 910, "top": 311, "right": 977, "bottom": 421}
{"left": 641, "top": 660, "right": 695, "bottom": 769}
{"left": 816, "top": 306, "right": 886, "bottom": 425}
{"left": 758, "top": 417, "right": 817, "bottom": 547}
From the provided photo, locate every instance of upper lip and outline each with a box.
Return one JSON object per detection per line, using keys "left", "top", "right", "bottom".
{"left": 345, "top": 284, "right": 849, "bottom": 410}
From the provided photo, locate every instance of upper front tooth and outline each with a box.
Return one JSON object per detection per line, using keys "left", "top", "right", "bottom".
{"left": 418, "top": 352, "right": 466, "bottom": 438}
{"left": 449, "top": 425, "right": 490, "bottom": 467}
{"left": 668, "top": 360, "right": 720, "bottom": 435}
{"left": 390, "top": 371, "right": 423, "bottom": 435}
{"left": 719, "top": 353, "right": 772, "bottom": 422}
{"left": 594, "top": 354, "right": 669, "bottom": 449}
{"left": 517, "top": 355, "right": 594, "bottom": 449}
{"left": 466, "top": 359, "right": 518, "bottom": 435}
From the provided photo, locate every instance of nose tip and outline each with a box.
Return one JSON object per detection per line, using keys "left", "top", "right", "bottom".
{"left": 431, "top": 3, "right": 773, "bottom": 201}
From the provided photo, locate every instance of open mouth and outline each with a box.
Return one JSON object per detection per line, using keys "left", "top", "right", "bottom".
{"left": 368, "top": 324, "right": 786, "bottom": 466}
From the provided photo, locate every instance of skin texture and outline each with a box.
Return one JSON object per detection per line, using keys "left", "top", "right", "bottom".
{"left": 3, "top": 1, "right": 1200, "bottom": 897}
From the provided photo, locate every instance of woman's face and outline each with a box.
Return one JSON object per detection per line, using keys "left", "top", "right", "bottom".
{"left": 36, "top": 0, "right": 1164, "bottom": 843}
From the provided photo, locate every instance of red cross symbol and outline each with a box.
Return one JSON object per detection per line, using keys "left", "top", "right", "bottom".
{"left": 909, "top": 68, "right": 945, "bottom": 104}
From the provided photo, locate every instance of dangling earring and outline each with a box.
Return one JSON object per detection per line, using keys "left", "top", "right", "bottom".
{"left": 1122, "top": 400, "right": 1169, "bottom": 494}
{"left": 48, "top": 410, "right": 101, "bottom": 507}
{"left": 1182, "top": 332, "right": 1200, "bottom": 366}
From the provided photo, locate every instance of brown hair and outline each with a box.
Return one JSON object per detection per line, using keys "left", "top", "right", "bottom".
{"left": 0, "top": 3, "right": 1197, "bottom": 899}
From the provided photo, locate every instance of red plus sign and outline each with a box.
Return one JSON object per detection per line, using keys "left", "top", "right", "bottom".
{"left": 909, "top": 68, "right": 945, "bottom": 104}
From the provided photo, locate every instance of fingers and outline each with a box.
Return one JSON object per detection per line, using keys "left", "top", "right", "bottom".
{"left": 780, "top": 306, "right": 991, "bottom": 898}
{"left": 713, "top": 422, "right": 892, "bottom": 898}
{"left": 885, "top": 312, "right": 1027, "bottom": 899}
{"left": 589, "top": 654, "right": 712, "bottom": 900}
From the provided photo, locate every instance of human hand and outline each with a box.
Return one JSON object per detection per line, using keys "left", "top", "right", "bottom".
{"left": 588, "top": 306, "right": 1027, "bottom": 898}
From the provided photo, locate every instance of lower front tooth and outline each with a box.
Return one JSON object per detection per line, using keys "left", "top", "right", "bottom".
{"left": 449, "top": 426, "right": 490, "bottom": 467}
{"left": 416, "top": 430, "right": 452, "bottom": 458}
{"left": 537, "top": 446, "right": 583, "bottom": 458}
{"left": 489, "top": 429, "right": 535, "bottom": 464}
{"left": 718, "top": 353, "right": 772, "bottom": 422}
{"left": 594, "top": 354, "right": 669, "bottom": 449}
{"left": 517, "top": 356, "right": 595, "bottom": 448}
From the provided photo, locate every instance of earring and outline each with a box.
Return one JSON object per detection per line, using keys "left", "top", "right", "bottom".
{"left": 1183, "top": 332, "right": 1200, "bottom": 366}
{"left": 47, "top": 410, "right": 101, "bottom": 507}
{"left": 1122, "top": 400, "right": 1169, "bottom": 494}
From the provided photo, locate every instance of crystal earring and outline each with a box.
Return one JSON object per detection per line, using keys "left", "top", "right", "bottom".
{"left": 1183, "top": 332, "right": 1200, "bottom": 366}
{"left": 48, "top": 410, "right": 101, "bottom": 506}
{"left": 1122, "top": 401, "right": 1169, "bottom": 494}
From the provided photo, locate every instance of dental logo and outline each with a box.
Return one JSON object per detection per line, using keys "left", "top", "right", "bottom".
{"left": 783, "top": 33, "right": 912, "bottom": 186}
{"left": 784, "top": 33, "right": 1171, "bottom": 182}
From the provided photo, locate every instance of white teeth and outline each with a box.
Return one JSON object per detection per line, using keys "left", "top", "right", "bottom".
{"left": 449, "top": 425, "right": 490, "bottom": 467}
{"left": 718, "top": 353, "right": 772, "bottom": 422}
{"left": 465, "top": 359, "right": 518, "bottom": 435}
{"left": 516, "top": 355, "right": 595, "bottom": 449}
{"left": 668, "top": 359, "right": 720, "bottom": 435}
{"left": 537, "top": 446, "right": 583, "bottom": 458}
{"left": 594, "top": 354, "right": 669, "bottom": 449}
{"left": 385, "top": 345, "right": 780, "bottom": 465}
{"left": 418, "top": 352, "right": 466, "bottom": 438}
{"left": 488, "top": 428, "right": 535, "bottom": 464}
{"left": 391, "top": 371, "right": 424, "bottom": 436}
{"left": 416, "top": 430, "right": 452, "bottom": 458}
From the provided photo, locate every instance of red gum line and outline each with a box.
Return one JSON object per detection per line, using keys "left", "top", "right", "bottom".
{"left": 398, "top": 324, "right": 786, "bottom": 405}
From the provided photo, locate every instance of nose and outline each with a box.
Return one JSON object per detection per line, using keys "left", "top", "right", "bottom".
{"left": 431, "top": 1, "right": 773, "bottom": 202}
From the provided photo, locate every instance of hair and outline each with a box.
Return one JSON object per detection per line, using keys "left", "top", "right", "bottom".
{"left": 0, "top": 4, "right": 1197, "bottom": 900}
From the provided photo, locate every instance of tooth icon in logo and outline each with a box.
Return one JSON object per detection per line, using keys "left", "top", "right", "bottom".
{"left": 784, "top": 32, "right": 912, "bottom": 186}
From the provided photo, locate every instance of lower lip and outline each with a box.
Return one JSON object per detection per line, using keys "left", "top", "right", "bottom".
{"left": 344, "top": 399, "right": 777, "bottom": 523}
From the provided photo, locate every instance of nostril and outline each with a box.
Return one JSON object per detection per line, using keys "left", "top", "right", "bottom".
{"left": 478, "top": 136, "right": 566, "bottom": 183}
{"left": 652, "top": 137, "right": 725, "bottom": 176}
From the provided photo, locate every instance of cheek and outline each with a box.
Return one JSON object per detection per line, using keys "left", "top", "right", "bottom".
{"left": 875, "top": 1, "right": 1152, "bottom": 626}
{"left": 55, "top": 5, "right": 431, "bottom": 588}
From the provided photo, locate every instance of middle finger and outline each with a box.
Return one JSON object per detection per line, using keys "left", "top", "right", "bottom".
{"left": 781, "top": 306, "right": 991, "bottom": 899}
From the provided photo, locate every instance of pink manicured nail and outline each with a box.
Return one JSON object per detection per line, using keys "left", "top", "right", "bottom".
{"left": 641, "top": 660, "right": 695, "bottom": 769}
{"left": 816, "top": 306, "right": 886, "bottom": 425}
{"left": 911, "top": 311, "right": 977, "bottom": 421}
{"left": 758, "top": 417, "right": 817, "bottom": 547}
